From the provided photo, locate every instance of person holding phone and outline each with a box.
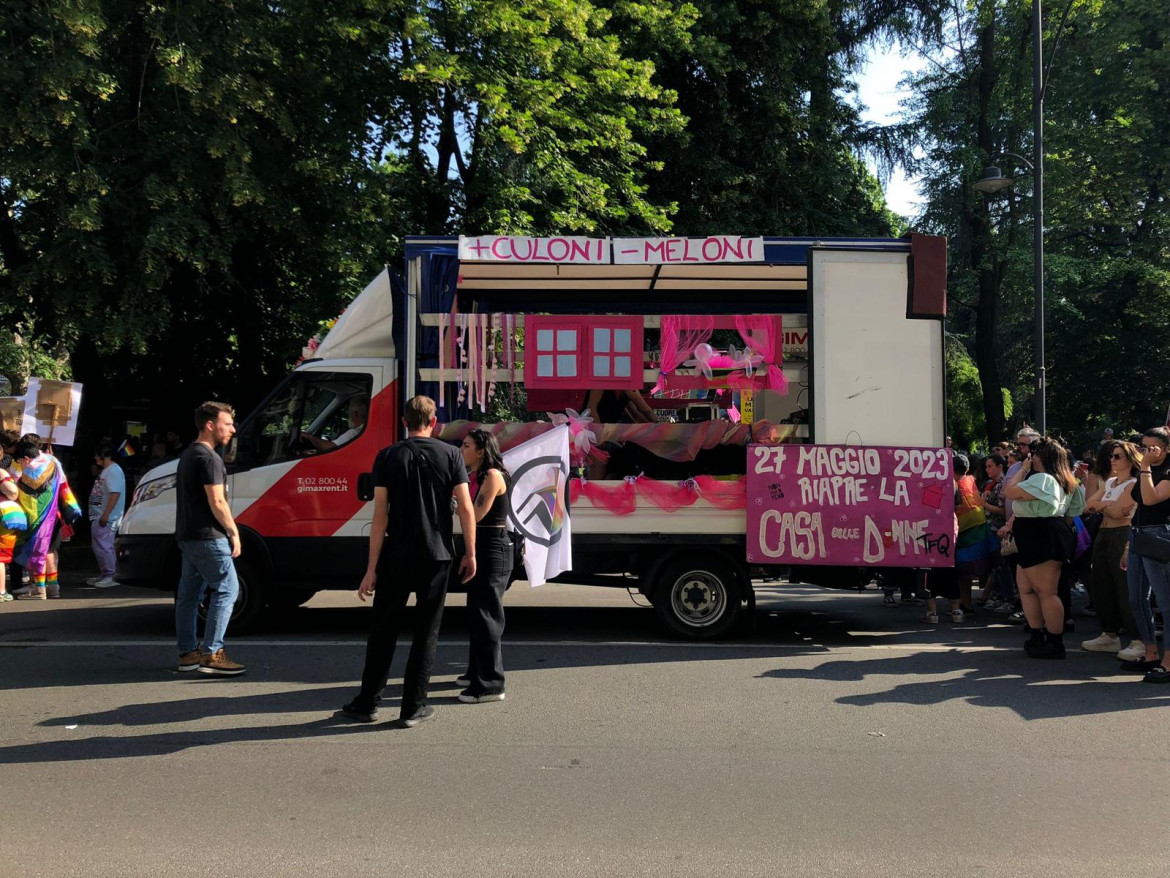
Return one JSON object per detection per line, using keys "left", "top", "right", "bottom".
{"left": 1121, "top": 428, "right": 1170, "bottom": 681}
{"left": 1003, "top": 437, "right": 1078, "bottom": 659}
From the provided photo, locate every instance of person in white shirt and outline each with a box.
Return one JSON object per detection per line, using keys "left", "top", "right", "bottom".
{"left": 88, "top": 443, "right": 126, "bottom": 588}
{"left": 300, "top": 397, "right": 368, "bottom": 453}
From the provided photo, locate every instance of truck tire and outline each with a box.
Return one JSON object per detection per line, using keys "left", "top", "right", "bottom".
{"left": 195, "top": 558, "right": 268, "bottom": 635}
{"left": 651, "top": 554, "right": 744, "bottom": 640}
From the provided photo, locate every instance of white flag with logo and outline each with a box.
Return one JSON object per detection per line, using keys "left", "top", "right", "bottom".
{"left": 502, "top": 426, "right": 572, "bottom": 587}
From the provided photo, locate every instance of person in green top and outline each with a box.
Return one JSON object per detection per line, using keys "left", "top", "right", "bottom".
{"left": 1003, "top": 437, "right": 1079, "bottom": 659}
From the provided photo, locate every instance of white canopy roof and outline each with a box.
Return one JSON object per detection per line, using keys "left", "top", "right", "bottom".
{"left": 315, "top": 268, "right": 395, "bottom": 360}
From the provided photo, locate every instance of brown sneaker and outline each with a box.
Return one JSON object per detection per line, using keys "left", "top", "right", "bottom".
{"left": 198, "top": 649, "right": 246, "bottom": 677}
{"left": 16, "top": 588, "right": 47, "bottom": 600}
{"left": 177, "top": 649, "right": 203, "bottom": 673}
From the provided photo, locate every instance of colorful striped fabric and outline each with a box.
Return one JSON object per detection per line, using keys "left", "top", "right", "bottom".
{"left": 13, "top": 453, "right": 80, "bottom": 574}
{"left": 0, "top": 498, "right": 28, "bottom": 561}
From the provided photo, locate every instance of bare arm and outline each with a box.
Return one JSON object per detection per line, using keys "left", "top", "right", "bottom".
{"left": 203, "top": 483, "right": 241, "bottom": 558}
{"left": 99, "top": 491, "right": 122, "bottom": 525}
{"left": 454, "top": 482, "right": 477, "bottom": 583}
{"left": 623, "top": 389, "right": 656, "bottom": 423}
{"left": 1138, "top": 469, "right": 1170, "bottom": 504}
{"left": 1003, "top": 465, "right": 1037, "bottom": 501}
{"left": 1082, "top": 485, "right": 1107, "bottom": 513}
{"left": 0, "top": 470, "right": 16, "bottom": 501}
{"left": 357, "top": 487, "right": 389, "bottom": 601}
{"left": 472, "top": 469, "right": 506, "bottom": 523}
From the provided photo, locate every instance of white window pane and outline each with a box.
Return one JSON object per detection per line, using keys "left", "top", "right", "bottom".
{"left": 593, "top": 327, "right": 610, "bottom": 353}
{"left": 614, "top": 329, "right": 631, "bottom": 353}
{"left": 557, "top": 329, "right": 577, "bottom": 350}
{"left": 593, "top": 356, "right": 610, "bottom": 377}
{"left": 557, "top": 355, "right": 577, "bottom": 377}
{"left": 537, "top": 329, "right": 554, "bottom": 351}
{"left": 537, "top": 355, "right": 555, "bottom": 377}
{"left": 614, "top": 357, "right": 631, "bottom": 378}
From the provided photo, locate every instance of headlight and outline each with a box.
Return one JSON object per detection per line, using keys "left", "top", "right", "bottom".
{"left": 131, "top": 474, "right": 176, "bottom": 506}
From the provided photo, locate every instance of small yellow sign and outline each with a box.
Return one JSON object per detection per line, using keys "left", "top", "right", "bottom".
{"left": 740, "top": 390, "right": 754, "bottom": 425}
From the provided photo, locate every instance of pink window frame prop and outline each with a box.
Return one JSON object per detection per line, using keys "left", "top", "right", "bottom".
{"left": 524, "top": 315, "right": 644, "bottom": 390}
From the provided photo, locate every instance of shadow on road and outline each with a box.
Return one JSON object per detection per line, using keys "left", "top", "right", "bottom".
{"left": 758, "top": 649, "right": 1170, "bottom": 720}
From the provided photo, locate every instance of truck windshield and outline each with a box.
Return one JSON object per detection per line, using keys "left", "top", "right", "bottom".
{"left": 235, "top": 371, "right": 372, "bottom": 469}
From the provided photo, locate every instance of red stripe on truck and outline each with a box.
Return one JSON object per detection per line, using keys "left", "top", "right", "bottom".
{"left": 235, "top": 380, "right": 399, "bottom": 537}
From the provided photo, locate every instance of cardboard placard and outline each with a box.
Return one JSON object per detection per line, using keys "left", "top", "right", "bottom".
{"left": 35, "top": 379, "right": 75, "bottom": 425}
{"left": 0, "top": 398, "right": 23, "bottom": 432}
{"left": 21, "top": 378, "right": 83, "bottom": 446}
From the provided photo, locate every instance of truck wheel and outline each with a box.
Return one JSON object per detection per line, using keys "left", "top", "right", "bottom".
{"left": 651, "top": 555, "right": 744, "bottom": 640}
{"left": 196, "top": 559, "right": 267, "bottom": 634}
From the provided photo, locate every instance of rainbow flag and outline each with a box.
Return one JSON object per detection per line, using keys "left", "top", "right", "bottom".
{"left": 118, "top": 440, "right": 136, "bottom": 458}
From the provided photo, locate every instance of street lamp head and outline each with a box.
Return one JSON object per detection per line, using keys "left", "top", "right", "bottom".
{"left": 973, "top": 166, "right": 1015, "bottom": 194}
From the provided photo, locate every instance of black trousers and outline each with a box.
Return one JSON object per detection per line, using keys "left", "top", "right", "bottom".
{"left": 357, "top": 557, "right": 451, "bottom": 719}
{"left": 465, "top": 530, "right": 512, "bottom": 695}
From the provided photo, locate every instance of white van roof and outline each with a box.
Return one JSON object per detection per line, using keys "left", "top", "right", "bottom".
{"left": 315, "top": 268, "right": 395, "bottom": 360}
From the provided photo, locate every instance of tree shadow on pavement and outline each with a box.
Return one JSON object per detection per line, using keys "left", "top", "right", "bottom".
{"left": 757, "top": 649, "right": 1170, "bottom": 720}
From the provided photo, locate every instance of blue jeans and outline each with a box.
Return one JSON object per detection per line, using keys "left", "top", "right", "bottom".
{"left": 1126, "top": 536, "right": 1170, "bottom": 648}
{"left": 176, "top": 538, "right": 239, "bottom": 654}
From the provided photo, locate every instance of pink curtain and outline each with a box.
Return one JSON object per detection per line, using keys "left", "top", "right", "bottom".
{"left": 734, "top": 314, "right": 787, "bottom": 394}
{"left": 660, "top": 315, "right": 715, "bottom": 374}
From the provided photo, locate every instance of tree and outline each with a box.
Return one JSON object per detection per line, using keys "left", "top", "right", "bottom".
{"left": 632, "top": 0, "right": 916, "bottom": 237}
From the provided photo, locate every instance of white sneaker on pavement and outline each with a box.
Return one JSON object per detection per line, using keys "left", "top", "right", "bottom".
{"left": 1081, "top": 633, "right": 1121, "bottom": 653}
{"left": 93, "top": 577, "right": 119, "bottom": 588}
{"left": 1117, "top": 642, "right": 1147, "bottom": 662}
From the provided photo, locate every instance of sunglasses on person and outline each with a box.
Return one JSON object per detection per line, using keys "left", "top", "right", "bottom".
{"left": 1111, "top": 452, "right": 1125, "bottom": 460}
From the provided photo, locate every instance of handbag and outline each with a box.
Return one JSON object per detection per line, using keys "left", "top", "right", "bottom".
{"left": 1131, "top": 524, "right": 1170, "bottom": 563}
{"left": 999, "top": 531, "right": 1018, "bottom": 557}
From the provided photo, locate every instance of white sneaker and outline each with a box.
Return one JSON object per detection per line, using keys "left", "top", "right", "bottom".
{"left": 86, "top": 576, "right": 103, "bottom": 585}
{"left": 93, "top": 577, "right": 119, "bottom": 589}
{"left": 1117, "top": 642, "right": 1147, "bottom": 662}
{"left": 1081, "top": 633, "right": 1121, "bottom": 653}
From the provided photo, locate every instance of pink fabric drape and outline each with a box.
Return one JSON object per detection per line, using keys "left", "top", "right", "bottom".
{"left": 660, "top": 315, "right": 715, "bottom": 374}
{"left": 734, "top": 314, "right": 787, "bottom": 394}
{"left": 568, "top": 475, "right": 747, "bottom": 514}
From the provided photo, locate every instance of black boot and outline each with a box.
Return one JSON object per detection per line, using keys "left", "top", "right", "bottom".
{"left": 1024, "top": 626, "right": 1044, "bottom": 656}
{"left": 1030, "top": 630, "right": 1067, "bottom": 660}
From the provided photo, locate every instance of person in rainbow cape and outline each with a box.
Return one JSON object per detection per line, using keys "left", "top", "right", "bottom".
{"left": 0, "top": 463, "right": 28, "bottom": 602}
{"left": 10, "top": 434, "right": 82, "bottom": 600}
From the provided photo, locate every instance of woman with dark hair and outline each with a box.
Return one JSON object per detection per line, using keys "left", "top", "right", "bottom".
{"left": 1081, "top": 441, "right": 1139, "bottom": 655}
{"left": 456, "top": 429, "right": 513, "bottom": 703}
{"left": 1003, "top": 437, "right": 1079, "bottom": 658}
{"left": 1121, "top": 427, "right": 1170, "bottom": 681}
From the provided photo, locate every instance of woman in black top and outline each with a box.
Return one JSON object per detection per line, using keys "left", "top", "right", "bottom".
{"left": 1122, "top": 427, "right": 1170, "bottom": 681}
{"left": 457, "top": 429, "right": 513, "bottom": 702}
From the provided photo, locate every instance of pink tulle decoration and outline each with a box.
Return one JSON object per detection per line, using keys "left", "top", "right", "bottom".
{"left": 572, "top": 478, "right": 637, "bottom": 515}
{"left": 692, "top": 475, "right": 747, "bottom": 510}
{"left": 635, "top": 477, "right": 696, "bottom": 513}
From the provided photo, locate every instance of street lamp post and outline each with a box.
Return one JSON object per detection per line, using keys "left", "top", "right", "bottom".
{"left": 973, "top": 0, "right": 1070, "bottom": 437}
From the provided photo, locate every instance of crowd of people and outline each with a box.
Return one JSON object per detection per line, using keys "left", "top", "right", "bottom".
{"left": 882, "top": 425, "right": 1170, "bottom": 681}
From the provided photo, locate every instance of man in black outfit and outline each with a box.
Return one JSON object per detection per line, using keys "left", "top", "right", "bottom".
{"left": 340, "top": 395, "right": 476, "bottom": 728}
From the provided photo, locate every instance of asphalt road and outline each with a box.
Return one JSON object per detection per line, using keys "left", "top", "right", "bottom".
{"left": 1, "top": 569, "right": 1165, "bottom": 878}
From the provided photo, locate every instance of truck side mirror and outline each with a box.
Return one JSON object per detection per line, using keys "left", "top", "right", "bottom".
{"left": 357, "top": 472, "right": 375, "bottom": 502}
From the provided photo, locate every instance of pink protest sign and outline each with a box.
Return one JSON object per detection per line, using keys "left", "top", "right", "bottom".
{"left": 746, "top": 445, "right": 956, "bottom": 568}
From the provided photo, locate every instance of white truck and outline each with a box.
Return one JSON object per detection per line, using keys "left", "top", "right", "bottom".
{"left": 116, "top": 233, "right": 949, "bottom": 638}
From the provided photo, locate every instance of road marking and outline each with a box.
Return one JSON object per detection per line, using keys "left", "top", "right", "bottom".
{"left": 0, "top": 639, "right": 1022, "bottom": 652}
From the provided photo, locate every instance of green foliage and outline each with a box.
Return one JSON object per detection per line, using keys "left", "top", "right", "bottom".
{"left": 2, "top": 0, "right": 927, "bottom": 427}
{"left": 946, "top": 335, "right": 987, "bottom": 452}
{"left": 897, "top": 0, "right": 1170, "bottom": 444}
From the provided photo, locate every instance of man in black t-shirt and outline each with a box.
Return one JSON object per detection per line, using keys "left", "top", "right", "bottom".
{"left": 339, "top": 395, "right": 477, "bottom": 728}
{"left": 174, "top": 401, "right": 246, "bottom": 677}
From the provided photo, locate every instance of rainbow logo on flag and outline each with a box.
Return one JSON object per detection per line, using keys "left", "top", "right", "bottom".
{"left": 118, "top": 440, "right": 135, "bottom": 458}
